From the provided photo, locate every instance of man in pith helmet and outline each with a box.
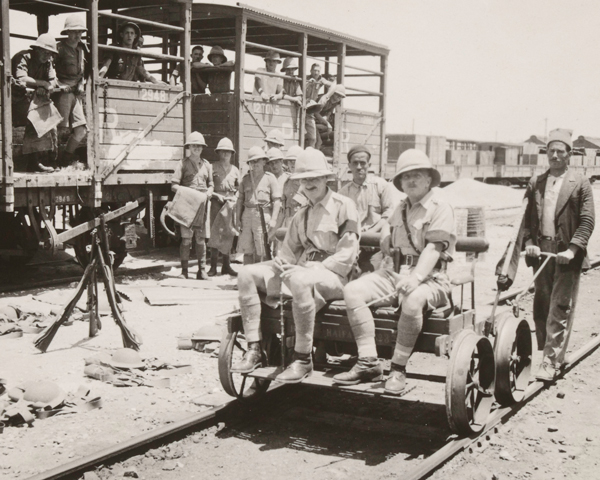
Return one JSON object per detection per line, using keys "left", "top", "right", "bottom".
{"left": 233, "top": 148, "right": 360, "bottom": 384}
{"left": 171, "top": 131, "right": 214, "bottom": 279}
{"left": 333, "top": 149, "right": 455, "bottom": 394}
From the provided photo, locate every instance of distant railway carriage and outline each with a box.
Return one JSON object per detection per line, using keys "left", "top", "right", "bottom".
{"left": 0, "top": 0, "right": 388, "bottom": 265}
{"left": 387, "top": 132, "right": 600, "bottom": 186}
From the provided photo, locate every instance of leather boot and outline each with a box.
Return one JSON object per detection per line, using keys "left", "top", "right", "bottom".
{"left": 333, "top": 357, "right": 383, "bottom": 385}
{"left": 231, "top": 342, "right": 262, "bottom": 373}
{"left": 275, "top": 352, "right": 313, "bottom": 384}
{"left": 385, "top": 363, "right": 407, "bottom": 395}
{"left": 221, "top": 255, "right": 237, "bottom": 277}
{"left": 180, "top": 260, "right": 189, "bottom": 279}
{"left": 196, "top": 241, "right": 209, "bottom": 280}
{"left": 208, "top": 248, "right": 218, "bottom": 277}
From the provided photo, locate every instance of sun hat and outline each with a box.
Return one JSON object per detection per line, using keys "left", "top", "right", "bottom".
{"left": 215, "top": 137, "right": 235, "bottom": 152}
{"left": 184, "top": 131, "right": 207, "bottom": 147}
{"left": 291, "top": 148, "right": 333, "bottom": 179}
{"left": 392, "top": 149, "right": 441, "bottom": 191}
{"left": 266, "top": 147, "right": 284, "bottom": 162}
{"left": 264, "top": 129, "right": 285, "bottom": 147}
{"left": 247, "top": 145, "right": 269, "bottom": 163}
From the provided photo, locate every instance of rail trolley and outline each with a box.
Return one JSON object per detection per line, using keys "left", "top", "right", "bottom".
{"left": 0, "top": 1, "right": 388, "bottom": 266}
{"left": 218, "top": 234, "right": 533, "bottom": 435}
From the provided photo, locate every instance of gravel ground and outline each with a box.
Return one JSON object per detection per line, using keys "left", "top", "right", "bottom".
{"left": 1, "top": 182, "right": 600, "bottom": 480}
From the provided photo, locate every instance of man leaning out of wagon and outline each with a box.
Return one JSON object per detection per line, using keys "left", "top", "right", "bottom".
{"left": 333, "top": 149, "right": 456, "bottom": 395}
{"left": 232, "top": 148, "right": 360, "bottom": 383}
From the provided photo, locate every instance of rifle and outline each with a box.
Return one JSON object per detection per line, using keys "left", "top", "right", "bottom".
{"left": 258, "top": 204, "right": 272, "bottom": 261}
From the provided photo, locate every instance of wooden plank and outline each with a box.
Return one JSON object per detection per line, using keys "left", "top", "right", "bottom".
{"left": 100, "top": 115, "right": 184, "bottom": 132}
{"left": 191, "top": 110, "right": 231, "bottom": 125}
{"left": 241, "top": 123, "right": 300, "bottom": 141}
{"left": 101, "top": 86, "right": 184, "bottom": 102}
{"left": 188, "top": 123, "right": 230, "bottom": 135}
{"left": 102, "top": 173, "right": 172, "bottom": 186}
{"left": 99, "top": 145, "right": 183, "bottom": 161}
{"left": 99, "top": 160, "right": 178, "bottom": 172}
{"left": 99, "top": 129, "right": 183, "bottom": 146}
{"left": 191, "top": 93, "right": 233, "bottom": 107}
{"left": 99, "top": 100, "right": 183, "bottom": 118}
{"left": 1, "top": 0, "right": 13, "bottom": 211}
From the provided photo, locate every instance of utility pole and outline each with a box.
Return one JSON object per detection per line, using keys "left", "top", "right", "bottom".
{"left": 544, "top": 118, "right": 548, "bottom": 138}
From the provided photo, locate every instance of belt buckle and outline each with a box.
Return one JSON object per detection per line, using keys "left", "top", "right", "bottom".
{"left": 405, "top": 254, "right": 414, "bottom": 266}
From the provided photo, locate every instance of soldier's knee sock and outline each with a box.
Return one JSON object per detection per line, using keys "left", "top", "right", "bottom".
{"left": 180, "top": 240, "right": 191, "bottom": 263}
{"left": 293, "top": 300, "right": 316, "bottom": 355}
{"left": 347, "top": 308, "right": 377, "bottom": 359}
{"left": 196, "top": 240, "right": 206, "bottom": 268}
{"left": 210, "top": 248, "right": 219, "bottom": 270}
{"left": 239, "top": 294, "right": 262, "bottom": 343}
{"left": 391, "top": 311, "right": 423, "bottom": 367}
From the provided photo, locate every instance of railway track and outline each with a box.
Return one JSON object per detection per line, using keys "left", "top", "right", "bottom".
{"left": 21, "top": 268, "right": 600, "bottom": 480}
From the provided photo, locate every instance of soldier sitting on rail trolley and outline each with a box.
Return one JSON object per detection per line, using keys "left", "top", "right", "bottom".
{"left": 232, "top": 148, "right": 360, "bottom": 384}
{"left": 99, "top": 21, "right": 165, "bottom": 85}
{"left": 333, "top": 149, "right": 456, "bottom": 395}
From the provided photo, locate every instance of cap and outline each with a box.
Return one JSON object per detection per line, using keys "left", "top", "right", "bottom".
{"left": 347, "top": 144, "right": 371, "bottom": 162}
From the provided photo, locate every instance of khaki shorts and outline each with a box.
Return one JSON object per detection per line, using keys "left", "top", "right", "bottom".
{"left": 348, "top": 267, "right": 451, "bottom": 312}
{"left": 238, "top": 207, "right": 270, "bottom": 256}
{"left": 244, "top": 260, "right": 346, "bottom": 311}
{"left": 55, "top": 92, "right": 87, "bottom": 129}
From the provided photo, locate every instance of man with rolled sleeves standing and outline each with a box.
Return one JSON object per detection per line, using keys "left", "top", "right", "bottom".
{"left": 523, "top": 128, "right": 595, "bottom": 381}
{"left": 339, "top": 144, "right": 400, "bottom": 273}
{"left": 333, "top": 149, "right": 456, "bottom": 394}
{"left": 171, "top": 132, "right": 214, "bottom": 280}
{"left": 236, "top": 146, "right": 281, "bottom": 265}
{"left": 232, "top": 148, "right": 360, "bottom": 383}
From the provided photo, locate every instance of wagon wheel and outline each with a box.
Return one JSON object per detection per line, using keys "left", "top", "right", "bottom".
{"left": 71, "top": 207, "right": 127, "bottom": 270}
{"left": 445, "top": 330, "right": 495, "bottom": 435}
{"left": 494, "top": 312, "right": 532, "bottom": 405}
{"left": 218, "top": 316, "right": 271, "bottom": 400}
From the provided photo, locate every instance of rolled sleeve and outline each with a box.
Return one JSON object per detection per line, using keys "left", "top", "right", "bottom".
{"left": 171, "top": 162, "right": 183, "bottom": 185}
{"left": 425, "top": 201, "right": 456, "bottom": 251}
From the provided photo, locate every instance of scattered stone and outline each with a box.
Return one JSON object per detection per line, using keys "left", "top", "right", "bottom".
{"left": 548, "top": 426, "right": 559, "bottom": 432}
{"left": 162, "top": 461, "right": 176, "bottom": 471}
{"left": 499, "top": 450, "right": 515, "bottom": 461}
{"left": 556, "top": 392, "right": 565, "bottom": 399}
{"left": 123, "top": 467, "right": 139, "bottom": 478}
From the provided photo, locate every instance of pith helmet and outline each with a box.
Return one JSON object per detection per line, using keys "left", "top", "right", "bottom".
{"left": 264, "top": 129, "right": 285, "bottom": 147}
{"left": 31, "top": 34, "right": 58, "bottom": 54}
{"left": 264, "top": 50, "right": 282, "bottom": 63}
{"left": 185, "top": 131, "right": 207, "bottom": 147}
{"left": 392, "top": 149, "right": 441, "bottom": 191}
{"left": 285, "top": 145, "right": 304, "bottom": 161}
{"left": 267, "top": 147, "right": 284, "bottom": 162}
{"left": 215, "top": 137, "right": 235, "bottom": 152}
{"left": 61, "top": 14, "right": 87, "bottom": 34}
{"left": 306, "top": 99, "right": 323, "bottom": 114}
{"left": 291, "top": 148, "right": 333, "bottom": 179}
{"left": 247, "top": 145, "right": 268, "bottom": 163}
{"left": 331, "top": 84, "right": 346, "bottom": 98}
{"left": 281, "top": 57, "right": 298, "bottom": 71}
{"left": 208, "top": 45, "right": 227, "bottom": 63}
{"left": 22, "top": 381, "right": 66, "bottom": 408}
{"left": 108, "top": 348, "right": 145, "bottom": 369}
{"left": 547, "top": 128, "right": 573, "bottom": 152}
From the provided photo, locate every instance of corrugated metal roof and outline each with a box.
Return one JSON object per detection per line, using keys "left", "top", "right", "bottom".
{"left": 233, "top": 3, "right": 389, "bottom": 55}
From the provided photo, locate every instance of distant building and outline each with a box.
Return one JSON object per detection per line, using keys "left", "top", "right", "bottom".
{"left": 573, "top": 135, "right": 600, "bottom": 167}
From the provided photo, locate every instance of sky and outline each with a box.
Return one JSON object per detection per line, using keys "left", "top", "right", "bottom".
{"left": 208, "top": 0, "right": 600, "bottom": 143}
{"left": 11, "top": 0, "right": 600, "bottom": 144}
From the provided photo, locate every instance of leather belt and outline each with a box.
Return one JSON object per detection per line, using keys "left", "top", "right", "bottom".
{"left": 398, "top": 254, "right": 446, "bottom": 271}
{"left": 307, "top": 251, "right": 330, "bottom": 262}
{"left": 244, "top": 203, "right": 270, "bottom": 209}
{"left": 541, "top": 235, "right": 556, "bottom": 241}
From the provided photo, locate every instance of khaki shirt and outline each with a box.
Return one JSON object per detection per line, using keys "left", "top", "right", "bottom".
{"left": 237, "top": 171, "right": 281, "bottom": 211}
{"left": 171, "top": 157, "right": 214, "bottom": 192}
{"left": 213, "top": 163, "right": 240, "bottom": 197}
{"left": 389, "top": 190, "right": 456, "bottom": 255}
{"left": 282, "top": 177, "right": 308, "bottom": 218}
{"left": 279, "top": 189, "right": 360, "bottom": 278}
{"left": 339, "top": 175, "right": 399, "bottom": 230}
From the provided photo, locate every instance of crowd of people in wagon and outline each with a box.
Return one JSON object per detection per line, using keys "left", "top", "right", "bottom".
{"left": 11, "top": 15, "right": 344, "bottom": 172}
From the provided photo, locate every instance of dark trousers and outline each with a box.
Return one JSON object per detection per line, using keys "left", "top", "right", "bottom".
{"left": 533, "top": 238, "right": 581, "bottom": 366}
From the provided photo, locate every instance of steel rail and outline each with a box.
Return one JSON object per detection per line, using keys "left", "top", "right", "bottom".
{"left": 401, "top": 330, "right": 600, "bottom": 480}
{"left": 24, "top": 384, "right": 288, "bottom": 480}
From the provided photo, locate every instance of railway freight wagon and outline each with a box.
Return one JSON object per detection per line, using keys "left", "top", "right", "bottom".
{"left": 0, "top": 0, "right": 389, "bottom": 265}
{"left": 129, "top": 3, "right": 389, "bottom": 177}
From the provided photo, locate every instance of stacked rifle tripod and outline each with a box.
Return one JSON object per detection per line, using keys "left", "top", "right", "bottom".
{"left": 35, "top": 215, "right": 142, "bottom": 353}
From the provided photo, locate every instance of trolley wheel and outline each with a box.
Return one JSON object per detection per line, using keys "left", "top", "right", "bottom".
{"left": 72, "top": 207, "right": 127, "bottom": 270}
{"left": 218, "top": 316, "right": 270, "bottom": 400}
{"left": 446, "top": 330, "right": 495, "bottom": 435}
{"left": 494, "top": 312, "right": 532, "bottom": 405}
